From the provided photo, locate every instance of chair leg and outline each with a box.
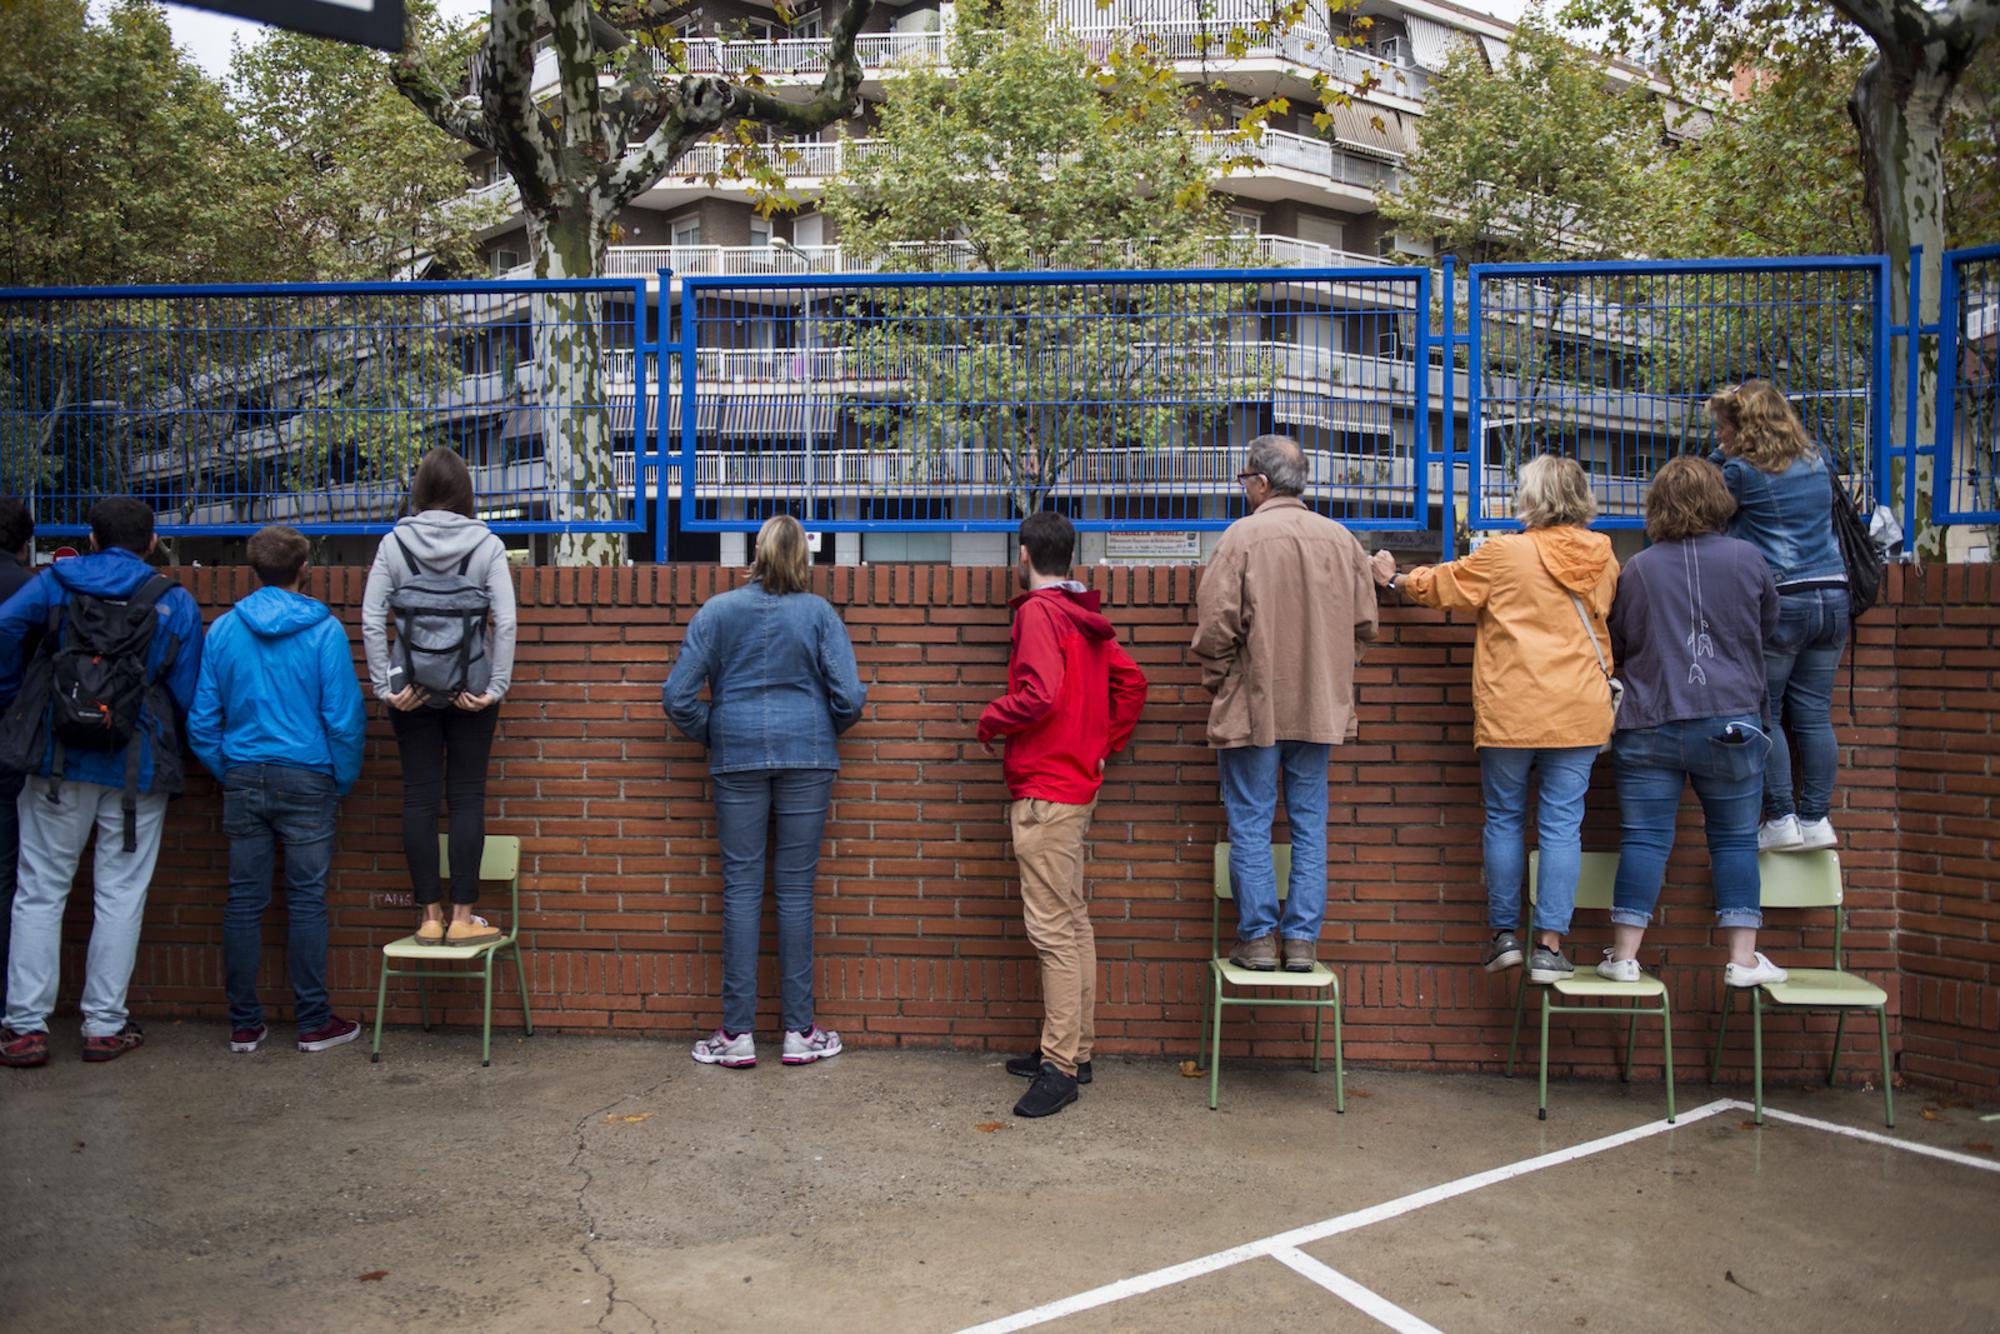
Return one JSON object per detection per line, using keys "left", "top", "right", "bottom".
{"left": 1537, "top": 991, "right": 1551, "bottom": 1121}
{"left": 1659, "top": 988, "right": 1676, "bottom": 1124}
{"left": 1505, "top": 975, "right": 1528, "bottom": 1078}
{"left": 481, "top": 955, "right": 496, "bottom": 1068}
{"left": 1828, "top": 1009, "right": 1848, "bottom": 1086}
{"left": 1312, "top": 1004, "right": 1324, "bottom": 1075}
{"left": 1623, "top": 1003, "right": 1640, "bottom": 1083}
{"left": 417, "top": 972, "right": 431, "bottom": 1032}
{"left": 1198, "top": 968, "right": 1212, "bottom": 1073}
{"left": 1709, "top": 987, "right": 1733, "bottom": 1084}
{"left": 1751, "top": 989, "right": 1765, "bottom": 1125}
{"left": 512, "top": 946, "right": 534, "bottom": 1036}
{"left": 1208, "top": 974, "right": 1223, "bottom": 1112}
{"left": 1332, "top": 985, "right": 1345, "bottom": 1115}
{"left": 1876, "top": 1006, "right": 1895, "bottom": 1129}
{"left": 370, "top": 961, "right": 390, "bottom": 1063}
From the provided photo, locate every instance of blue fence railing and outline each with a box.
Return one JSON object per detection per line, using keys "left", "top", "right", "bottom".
{"left": 1937, "top": 244, "right": 2000, "bottom": 527}
{"left": 0, "top": 280, "right": 650, "bottom": 536}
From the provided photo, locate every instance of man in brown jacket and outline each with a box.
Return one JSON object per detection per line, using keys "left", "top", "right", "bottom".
{"left": 1192, "top": 435, "right": 1379, "bottom": 971}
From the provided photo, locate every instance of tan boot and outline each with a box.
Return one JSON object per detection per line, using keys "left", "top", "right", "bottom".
{"left": 446, "top": 915, "right": 502, "bottom": 947}
{"left": 414, "top": 919, "right": 446, "bottom": 947}
{"left": 1229, "top": 933, "right": 1278, "bottom": 971}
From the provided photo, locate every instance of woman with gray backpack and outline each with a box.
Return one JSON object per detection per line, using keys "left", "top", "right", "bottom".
{"left": 362, "top": 446, "right": 517, "bottom": 947}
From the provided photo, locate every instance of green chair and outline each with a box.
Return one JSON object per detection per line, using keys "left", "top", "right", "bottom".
{"left": 1709, "top": 849, "right": 1893, "bottom": 1127}
{"left": 1507, "top": 851, "right": 1676, "bottom": 1123}
{"left": 1197, "top": 843, "right": 1344, "bottom": 1113}
{"left": 370, "top": 835, "right": 533, "bottom": 1068}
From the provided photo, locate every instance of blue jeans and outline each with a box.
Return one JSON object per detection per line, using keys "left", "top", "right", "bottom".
{"left": 1611, "top": 718, "right": 1766, "bottom": 929}
{"left": 1217, "top": 742, "right": 1330, "bottom": 941}
{"left": 1479, "top": 746, "right": 1599, "bottom": 936}
{"left": 0, "top": 767, "right": 22, "bottom": 1016}
{"left": 223, "top": 765, "right": 340, "bottom": 1034}
{"left": 1764, "top": 587, "right": 1849, "bottom": 821}
{"left": 713, "top": 768, "right": 835, "bottom": 1035}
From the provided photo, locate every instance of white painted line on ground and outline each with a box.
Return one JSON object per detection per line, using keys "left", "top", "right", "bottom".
{"left": 1268, "top": 1247, "right": 1445, "bottom": 1334}
{"left": 1736, "top": 1102, "right": 2000, "bottom": 1175}
{"left": 954, "top": 1099, "right": 1737, "bottom": 1334}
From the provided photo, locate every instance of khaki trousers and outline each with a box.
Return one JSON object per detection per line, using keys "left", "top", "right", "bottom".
{"left": 1009, "top": 796, "right": 1098, "bottom": 1077}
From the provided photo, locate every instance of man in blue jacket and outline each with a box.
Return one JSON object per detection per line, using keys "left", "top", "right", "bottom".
{"left": 188, "top": 525, "right": 366, "bottom": 1055}
{"left": 0, "top": 499, "right": 203, "bottom": 1068}
{"left": 0, "top": 497, "right": 36, "bottom": 1019}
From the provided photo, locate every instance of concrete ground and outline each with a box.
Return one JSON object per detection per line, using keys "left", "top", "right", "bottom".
{"left": 2, "top": 1024, "right": 1997, "bottom": 1334}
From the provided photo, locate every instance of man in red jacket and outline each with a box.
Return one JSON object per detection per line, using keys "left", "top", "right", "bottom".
{"left": 979, "top": 511, "right": 1148, "bottom": 1118}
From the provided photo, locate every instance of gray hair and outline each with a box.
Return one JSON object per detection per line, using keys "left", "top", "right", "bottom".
{"left": 1246, "top": 434, "right": 1308, "bottom": 496}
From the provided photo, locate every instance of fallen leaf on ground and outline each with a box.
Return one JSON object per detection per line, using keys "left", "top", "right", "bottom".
{"left": 1919, "top": 1107, "right": 1948, "bottom": 1122}
{"left": 605, "top": 1112, "right": 656, "bottom": 1125}
{"left": 1347, "top": 1088, "right": 1374, "bottom": 1098}
{"left": 974, "top": 1121, "right": 1007, "bottom": 1133}
{"left": 1962, "top": 1142, "right": 1994, "bottom": 1155}
{"left": 356, "top": 1271, "right": 389, "bottom": 1282}
{"left": 1737, "top": 1121, "right": 1760, "bottom": 1131}
{"left": 1177, "top": 1060, "right": 1203, "bottom": 1078}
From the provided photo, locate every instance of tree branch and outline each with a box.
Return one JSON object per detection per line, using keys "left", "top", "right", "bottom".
{"left": 393, "top": 21, "right": 495, "bottom": 152}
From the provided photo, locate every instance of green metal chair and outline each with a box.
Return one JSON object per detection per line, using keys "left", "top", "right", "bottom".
{"left": 1197, "top": 843, "right": 1345, "bottom": 1113}
{"left": 370, "top": 835, "right": 533, "bottom": 1068}
{"left": 1709, "top": 849, "right": 1893, "bottom": 1127}
{"left": 1507, "top": 851, "right": 1676, "bottom": 1123}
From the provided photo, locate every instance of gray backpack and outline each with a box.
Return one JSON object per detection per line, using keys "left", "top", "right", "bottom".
{"left": 387, "top": 537, "right": 493, "bottom": 701}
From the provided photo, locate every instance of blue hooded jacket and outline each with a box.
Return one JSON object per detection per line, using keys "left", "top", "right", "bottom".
{"left": 0, "top": 549, "right": 204, "bottom": 794}
{"left": 188, "top": 586, "right": 367, "bottom": 795}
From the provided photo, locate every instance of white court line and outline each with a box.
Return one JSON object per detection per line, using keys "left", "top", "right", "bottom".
{"left": 954, "top": 1098, "right": 1738, "bottom": 1334}
{"left": 1739, "top": 1102, "right": 2000, "bottom": 1174}
{"left": 1268, "top": 1247, "right": 1444, "bottom": 1334}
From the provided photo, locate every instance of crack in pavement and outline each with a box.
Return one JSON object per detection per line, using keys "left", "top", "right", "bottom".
{"left": 570, "top": 1078, "right": 674, "bottom": 1334}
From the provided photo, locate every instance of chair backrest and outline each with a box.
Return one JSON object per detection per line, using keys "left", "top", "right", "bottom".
{"left": 437, "top": 834, "right": 521, "bottom": 884}
{"left": 1754, "top": 849, "right": 1842, "bottom": 908}
{"left": 1211, "top": 843, "right": 1295, "bottom": 901}
{"left": 1527, "top": 850, "right": 1620, "bottom": 912}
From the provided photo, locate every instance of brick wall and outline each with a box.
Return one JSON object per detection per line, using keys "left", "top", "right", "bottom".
{"left": 35, "top": 562, "right": 1995, "bottom": 1091}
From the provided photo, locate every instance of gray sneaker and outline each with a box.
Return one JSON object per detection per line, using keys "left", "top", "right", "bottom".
{"left": 1528, "top": 946, "right": 1574, "bottom": 984}
{"left": 1229, "top": 934, "right": 1278, "bottom": 971}
{"left": 1483, "top": 931, "right": 1524, "bottom": 972}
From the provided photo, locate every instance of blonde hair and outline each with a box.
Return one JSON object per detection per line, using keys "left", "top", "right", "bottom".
{"left": 751, "top": 514, "right": 812, "bottom": 595}
{"left": 1707, "top": 379, "right": 1815, "bottom": 474}
{"left": 1514, "top": 455, "right": 1598, "bottom": 529}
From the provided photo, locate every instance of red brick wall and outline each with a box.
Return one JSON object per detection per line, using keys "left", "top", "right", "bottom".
{"left": 35, "top": 562, "right": 1993, "bottom": 1091}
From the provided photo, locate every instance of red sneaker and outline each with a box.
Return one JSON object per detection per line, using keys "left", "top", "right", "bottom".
{"left": 1, "top": 1027, "right": 49, "bottom": 1068}
{"left": 81, "top": 1022, "right": 145, "bottom": 1063}
{"left": 229, "top": 1024, "right": 269, "bottom": 1053}
{"left": 297, "top": 1016, "right": 361, "bottom": 1053}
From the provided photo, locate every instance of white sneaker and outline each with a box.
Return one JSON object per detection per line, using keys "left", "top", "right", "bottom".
{"left": 691, "top": 1028, "right": 757, "bottom": 1068}
{"left": 1596, "top": 950, "right": 1641, "bottom": 983}
{"left": 1757, "top": 816, "right": 1804, "bottom": 851}
{"left": 1724, "top": 953, "right": 1790, "bottom": 989}
{"left": 782, "top": 1026, "right": 843, "bottom": 1065}
{"left": 1796, "top": 818, "right": 1837, "bottom": 850}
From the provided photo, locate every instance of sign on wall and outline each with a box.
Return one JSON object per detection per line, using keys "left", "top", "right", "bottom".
{"left": 171, "top": 0, "right": 406, "bottom": 51}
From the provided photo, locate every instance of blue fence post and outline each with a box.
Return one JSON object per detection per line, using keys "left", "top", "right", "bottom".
{"left": 1903, "top": 245, "right": 1924, "bottom": 539}
{"left": 676, "top": 273, "right": 699, "bottom": 543}
{"left": 1439, "top": 255, "right": 1457, "bottom": 561}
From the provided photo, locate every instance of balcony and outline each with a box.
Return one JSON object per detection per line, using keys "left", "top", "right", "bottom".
{"left": 1197, "top": 129, "right": 1400, "bottom": 204}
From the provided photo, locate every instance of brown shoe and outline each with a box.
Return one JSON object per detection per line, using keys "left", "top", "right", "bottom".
{"left": 81, "top": 1022, "right": 145, "bottom": 1063}
{"left": 414, "top": 919, "right": 446, "bottom": 947}
{"left": 1229, "top": 934, "right": 1278, "bottom": 971}
{"left": 446, "top": 916, "right": 503, "bottom": 947}
{"left": 1281, "top": 939, "right": 1317, "bottom": 972}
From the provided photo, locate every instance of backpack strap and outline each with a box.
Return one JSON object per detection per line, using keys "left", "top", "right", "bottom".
{"left": 120, "top": 729, "right": 143, "bottom": 853}
{"left": 124, "top": 574, "right": 175, "bottom": 617}
{"left": 394, "top": 536, "right": 422, "bottom": 577}
{"left": 457, "top": 549, "right": 475, "bottom": 576}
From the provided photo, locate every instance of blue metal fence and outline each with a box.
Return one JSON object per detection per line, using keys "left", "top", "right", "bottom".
{"left": 668, "top": 267, "right": 1432, "bottom": 533}
{"left": 0, "top": 280, "right": 649, "bottom": 536}
{"left": 1937, "top": 244, "right": 2000, "bottom": 526}
{"left": 1465, "top": 257, "right": 1889, "bottom": 530}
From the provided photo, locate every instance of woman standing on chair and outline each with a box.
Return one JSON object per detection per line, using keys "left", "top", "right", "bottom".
{"left": 1707, "top": 380, "right": 1849, "bottom": 853}
{"left": 1371, "top": 456, "right": 1619, "bottom": 987}
{"left": 664, "top": 514, "right": 867, "bottom": 1069}
{"left": 362, "top": 446, "right": 517, "bottom": 949}
{"left": 1602, "top": 456, "right": 1787, "bottom": 988}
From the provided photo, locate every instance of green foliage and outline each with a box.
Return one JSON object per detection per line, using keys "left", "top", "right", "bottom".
{"left": 1379, "top": 18, "right": 1657, "bottom": 264}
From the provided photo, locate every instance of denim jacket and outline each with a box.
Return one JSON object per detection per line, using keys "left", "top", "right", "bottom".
{"left": 662, "top": 582, "right": 867, "bottom": 773}
{"left": 1711, "top": 448, "right": 1845, "bottom": 588}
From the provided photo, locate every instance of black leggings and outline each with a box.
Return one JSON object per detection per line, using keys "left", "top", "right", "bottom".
{"left": 390, "top": 703, "right": 501, "bottom": 906}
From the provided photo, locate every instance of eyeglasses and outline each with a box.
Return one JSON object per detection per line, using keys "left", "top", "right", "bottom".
{"left": 1235, "top": 471, "right": 1266, "bottom": 482}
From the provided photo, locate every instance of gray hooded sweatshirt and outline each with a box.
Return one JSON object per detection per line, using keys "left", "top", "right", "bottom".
{"left": 361, "top": 512, "right": 518, "bottom": 702}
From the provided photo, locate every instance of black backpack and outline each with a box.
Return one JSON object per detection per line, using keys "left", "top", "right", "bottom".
{"left": 0, "top": 574, "right": 180, "bottom": 851}
{"left": 386, "top": 537, "right": 493, "bottom": 702}
{"left": 1828, "top": 466, "right": 1884, "bottom": 618}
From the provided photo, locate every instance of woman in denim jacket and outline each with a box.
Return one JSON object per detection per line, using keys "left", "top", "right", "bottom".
{"left": 1708, "top": 379, "right": 1848, "bottom": 854}
{"left": 664, "top": 515, "right": 867, "bottom": 1069}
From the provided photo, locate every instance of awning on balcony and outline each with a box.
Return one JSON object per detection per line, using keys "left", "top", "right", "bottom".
{"left": 1479, "top": 34, "right": 1512, "bottom": 69}
{"left": 720, "top": 396, "right": 843, "bottom": 438}
{"left": 501, "top": 396, "right": 664, "bottom": 441}
{"left": 1661, "top": 98, "right": 1715, "bottom": 142}
{"left": 1405, "top": 17, "right": 1475, "bottom": 72}
{"left": 1327, "top": 102, "right": 1413, "bottom": 159}
{"left": 1273, "top": 391, "right": 1397, "bottom": 436}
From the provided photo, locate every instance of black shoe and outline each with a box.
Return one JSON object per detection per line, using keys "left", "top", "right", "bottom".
{"left": 1006, "top": 1051, "right": 1092, "bottom": 1084}
{"left": 1012, "top": 1063, "right": 1079, "bottom": 1118}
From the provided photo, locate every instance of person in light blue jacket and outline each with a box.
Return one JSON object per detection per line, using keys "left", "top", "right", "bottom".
{"left": 188, "top": 526, "right": 366, "bottom": 1056}
{"left": 664, "top": 514, "right": 866, "bottom": 1070}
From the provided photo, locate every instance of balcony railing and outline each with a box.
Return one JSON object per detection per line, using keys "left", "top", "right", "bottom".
{"left": 1198, "top": 129, "right": 1400, "bottom": 191}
